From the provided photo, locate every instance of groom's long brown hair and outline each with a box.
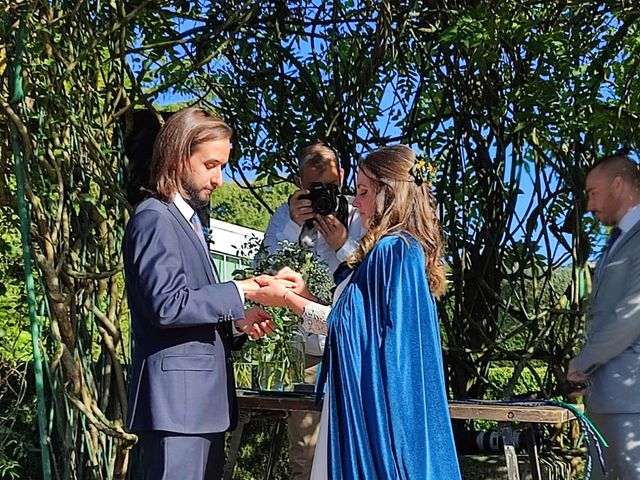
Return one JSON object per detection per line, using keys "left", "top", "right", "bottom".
{"left": 149, "top": 107, "right": 232, "bottom": 201}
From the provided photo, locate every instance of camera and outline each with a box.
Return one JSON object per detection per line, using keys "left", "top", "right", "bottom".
{"left": 302, "top": 182, "right": 341, "bottom": 216}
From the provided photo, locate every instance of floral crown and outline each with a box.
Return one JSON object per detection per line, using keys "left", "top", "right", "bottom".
{"left": 409, "top": 156, "right": 437, "bottom": 186}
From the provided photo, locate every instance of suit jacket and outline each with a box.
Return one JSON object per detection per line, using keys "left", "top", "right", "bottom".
{"left": 123, "top": 197, "right": 245, "bottom": 433}
{"left": 574, "top": 219, "right": 640, "bottom": 414}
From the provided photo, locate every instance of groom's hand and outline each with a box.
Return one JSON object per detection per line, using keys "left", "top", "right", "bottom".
{"left": 235, "top": 277, "right": 260, "bottom": 292}
{"left": 235, "top": 306, "right": 275, "bottom": 340}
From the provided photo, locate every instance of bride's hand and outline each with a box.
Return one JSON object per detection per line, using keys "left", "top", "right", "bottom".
{"left": 274, "top": 267, "right": 312, "bottom": 298}
{"left": 245, "top": 276, "right": 292, "bottom": 307}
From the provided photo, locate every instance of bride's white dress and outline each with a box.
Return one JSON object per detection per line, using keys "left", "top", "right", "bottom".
{"left": 310, "top": 382, "right": 330, "bottom": 479}
{"left": 299, "top": 274, "right": 353, "bottom": 480}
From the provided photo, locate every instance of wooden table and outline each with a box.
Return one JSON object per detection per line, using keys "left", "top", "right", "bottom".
{"left": 223, "top": 391, "right": 580, "bottom": 480}
{"left": 223, "top": 390, "right": 319, "bottom": 480}
{"left": 448, "top": 400, "right": 579, "bottom": 480}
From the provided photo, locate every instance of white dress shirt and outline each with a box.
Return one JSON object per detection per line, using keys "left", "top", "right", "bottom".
{"left": 262, "top": 200, "right": 364, "bottom": 274}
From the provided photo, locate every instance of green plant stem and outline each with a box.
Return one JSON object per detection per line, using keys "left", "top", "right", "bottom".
{"left": 6, "top": 14, "right": 53, "bottom": 480}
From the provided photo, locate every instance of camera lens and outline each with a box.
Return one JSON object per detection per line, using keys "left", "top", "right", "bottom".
{"left": 314, "top": 195, "right": 337, "bottom": 215}
{"left": 304, "top": 183, "right": 339, "bottom": 216}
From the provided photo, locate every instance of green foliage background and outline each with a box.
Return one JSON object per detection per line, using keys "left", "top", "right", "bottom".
{"left": 0, "top": 215, "right": 39, "bottom": 480}
{"left": 210, "top": 181, "right": 295, "bottom": 231}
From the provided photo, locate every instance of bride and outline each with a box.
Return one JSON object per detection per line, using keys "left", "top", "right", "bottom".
{"left": 247, "top": 145, "right": 461, "bottom": 479}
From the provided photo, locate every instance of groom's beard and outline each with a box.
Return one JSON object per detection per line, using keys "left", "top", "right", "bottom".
{"left": 182, "top": 178, "right": 211, "bottom": 211}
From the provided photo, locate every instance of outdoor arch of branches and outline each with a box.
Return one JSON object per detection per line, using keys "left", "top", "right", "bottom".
{"left": 1, "top": 1, "right": 638, "bottom": 478}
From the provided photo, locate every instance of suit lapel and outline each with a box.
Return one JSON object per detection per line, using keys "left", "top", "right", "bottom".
{"left": 608, "top": 220, "right": 640, "bottom": 262}
{"left": 593, "top": 220, "right": 640, "bottom": 297}
{"left": 167, "top": 202, "right": 217, "bottom": 284}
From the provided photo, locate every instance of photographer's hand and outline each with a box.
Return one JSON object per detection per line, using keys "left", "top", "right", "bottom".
{"left": 289, "top": 190, "right": 315, "bottom": 226}
{"left": 315, "top": 214, "right": 348, "bottom": 251}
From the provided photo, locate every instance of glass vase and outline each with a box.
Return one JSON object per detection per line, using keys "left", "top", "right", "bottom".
{"left": 256, "top": 331, "right": 305, "bottom": 391}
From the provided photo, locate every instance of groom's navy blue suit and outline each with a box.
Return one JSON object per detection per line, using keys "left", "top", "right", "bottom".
{"left": 124, "top": 196, "right": 245, "bottom": 478}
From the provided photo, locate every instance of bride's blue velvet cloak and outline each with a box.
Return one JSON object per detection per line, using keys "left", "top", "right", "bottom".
{"left": 323, "top": 234, "right": 461, "bottom": 479}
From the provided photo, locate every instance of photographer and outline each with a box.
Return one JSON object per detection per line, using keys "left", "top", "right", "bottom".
{"left": 262, "top": 141, "right": 363, "bottom": 480}
{"left": 264, "top": 142, "right": 362, "bottom": 276}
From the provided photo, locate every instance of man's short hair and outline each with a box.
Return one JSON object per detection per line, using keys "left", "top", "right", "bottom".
{"left": 298, "top": 141, "right": 339, "bottom": 172}
{"left": 588, "top": 151, "right": 640, "bottom": 191}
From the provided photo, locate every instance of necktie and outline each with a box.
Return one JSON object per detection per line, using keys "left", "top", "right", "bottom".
{"left": 606, "top": 227, "right": 622, "bottom": 252}
{"left": 596, "top": 227, "right": 622, "bottom": 282}
{"left": 190, "top": 212, "right": 220, "bottom": 282}
{"left": 190, "top": 212, "right": 210, "bottom": 254}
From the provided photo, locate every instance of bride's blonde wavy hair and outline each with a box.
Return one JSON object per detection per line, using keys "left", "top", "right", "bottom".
{"left": 348, "top": 145, "right": 447, "bottom": 298}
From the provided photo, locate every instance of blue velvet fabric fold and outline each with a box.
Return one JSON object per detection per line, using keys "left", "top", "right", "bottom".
{"left": 323, "top": 233, "right": 461, "bottom": 479}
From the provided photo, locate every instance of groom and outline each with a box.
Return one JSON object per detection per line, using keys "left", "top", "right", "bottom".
{"left": 123, "top": 108, "right": 273, "bottom": 479}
